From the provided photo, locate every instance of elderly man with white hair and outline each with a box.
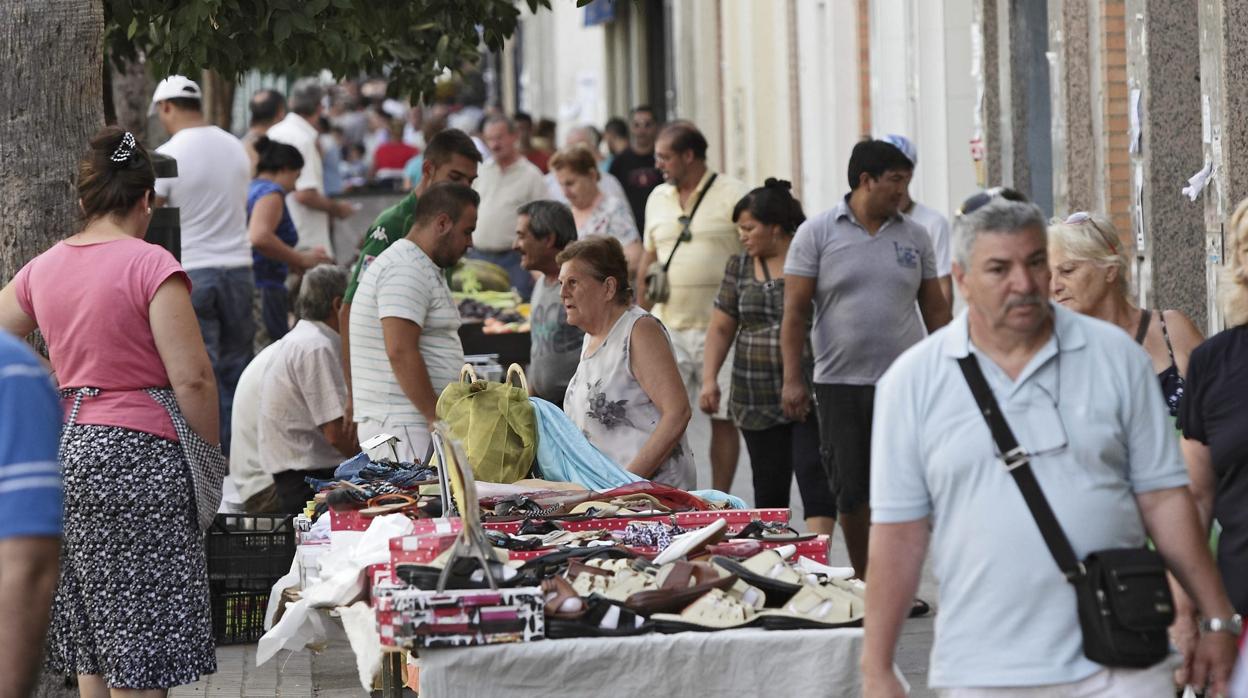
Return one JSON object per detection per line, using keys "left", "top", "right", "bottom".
{"left": 257, "top": 264, "right": 358, "bottom": 514}
{"left": 862, "top": 191, "right": 1239, "bottom": 697}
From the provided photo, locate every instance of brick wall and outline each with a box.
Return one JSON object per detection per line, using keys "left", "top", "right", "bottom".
{"left": 1102, "top": 0, "right": 1132, "bottom": 241}
{"left": 858, "top": 0, "right": 871, "bottom": 137}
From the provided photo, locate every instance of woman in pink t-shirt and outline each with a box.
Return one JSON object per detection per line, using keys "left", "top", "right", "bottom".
{"left": 0, "top": 128, "right": 219, "bottom": 690}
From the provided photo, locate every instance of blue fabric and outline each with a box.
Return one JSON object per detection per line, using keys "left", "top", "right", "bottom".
{"left": 322, "top": 143, "right": 345, "bottom": 197}
{"left": 403, "top": 154, "right": 424, "bottom": 189}
{"left": 529, "top": 397, "right": 746, "bottom": 509}
{"left": 247, "top": 178, "right": 298, "bottom": 289}
{"left": 187, "top": 266, "right": 255, "bottom": 456}
{"left": 0, "top": 333, "right": 62, "bottom": 538}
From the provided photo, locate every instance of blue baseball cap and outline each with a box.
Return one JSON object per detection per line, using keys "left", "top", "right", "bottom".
{"left": 881, "top": 134, "right": 917, "bottom": 167}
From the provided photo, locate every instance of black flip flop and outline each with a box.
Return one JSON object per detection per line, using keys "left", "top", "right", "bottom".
{"left": 546, "top": 595, "right": 653, "bottom": 639}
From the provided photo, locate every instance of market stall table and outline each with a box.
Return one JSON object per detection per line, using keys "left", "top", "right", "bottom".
{"left": 416, "top": 627, "right": 870, "bottom": 697}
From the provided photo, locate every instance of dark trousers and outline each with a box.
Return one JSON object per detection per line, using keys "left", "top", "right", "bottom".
{"left": 741, "top": 418, "right": 837, "bottom": 518}
{"left": 187, "top": 266, "right": 255, "bottom": 456}
{"left": 813, "top": 383, "right": 876, "bottom": 512}
{"left": 272, "top": 467, "right": 337, "bottom": 516}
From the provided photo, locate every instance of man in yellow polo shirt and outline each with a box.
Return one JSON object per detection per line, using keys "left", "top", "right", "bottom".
{"left": 636, "top": 121, "right": 748, "bottom": 492}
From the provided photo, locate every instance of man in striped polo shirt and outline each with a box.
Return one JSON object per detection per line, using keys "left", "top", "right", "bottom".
{"left": 348, "top": 183, "right": 480, "bottom": 461}
{"left": 0, "top": 331, "right": 62, "bottom": 696}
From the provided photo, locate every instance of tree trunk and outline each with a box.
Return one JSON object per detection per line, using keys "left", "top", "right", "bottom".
{"left": 0, "top": 0, "right": 106, "bottom": 287}
{"left": 109, "top": 53, "right": 154, "bottom": 140}
{"left": 200, "top": 69, "right": 235, "bottom": 132}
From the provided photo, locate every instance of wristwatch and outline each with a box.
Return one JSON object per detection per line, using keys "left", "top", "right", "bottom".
{"left": 1200, "top": 613, "right": 1243, "bottom": 636}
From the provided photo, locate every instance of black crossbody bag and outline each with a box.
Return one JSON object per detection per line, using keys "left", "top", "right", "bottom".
{"left": 957, "top": 354, "right": 1175, "bottom": 668}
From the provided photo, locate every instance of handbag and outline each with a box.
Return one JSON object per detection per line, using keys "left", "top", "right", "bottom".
{"left": 435, "top": 364, "right": 536, "bottom": 484}
{"left": 957, "top": 355, "right": 1174, "bottom": 668}
{"left": 644, "top": 173, "right": 717, "bottom": 305}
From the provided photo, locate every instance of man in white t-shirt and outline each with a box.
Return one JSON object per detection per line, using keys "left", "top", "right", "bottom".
{"left": 470, "top": 116, "right": 548, "bottom": 301}
{"left": 266, "top": 78, "right": 356, "bottom": 256}
{"left": 152, "top": 75, "right": 254, "bottom": 454}
{"left": 881, "top": 134, "right": 953, "bottom": 304}
{"left": 348, "top": 183, "right": 478, "bottom": 461}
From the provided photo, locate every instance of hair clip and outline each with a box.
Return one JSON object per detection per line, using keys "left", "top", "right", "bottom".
{"left": 109, "top": 132, "right": 137, "bottom": 166}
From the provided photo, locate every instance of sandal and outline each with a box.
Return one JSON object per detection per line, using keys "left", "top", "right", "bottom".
{"left": 651, "top": 589, "right": 760, "bottom": 632}
{"left": 652, "top": 519, "right": 729, "bottom": 565}
{"left": 732, "top": 520, "right": 816, "bottom": 542}
{"left": 541, "top": 576, "right": 586, "bottom": 619}
{"left": 546, "top": 594, "right": 652, "bottom": 639}
{"left": 359, "top": 493, "right": 421, "bottom": 517}
{"left": 623, "top": 560, "right": 738, "bottom": 615}
{"left": 710, "top": 550, "right": 803, "bottom": 607}
{"left": 757, "top": 584, "right": 864, "bottom": 630}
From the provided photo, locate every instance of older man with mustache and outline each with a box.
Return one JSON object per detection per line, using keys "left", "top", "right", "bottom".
{"left": 862, "top": 192, "right": 1239, "bottom": 697}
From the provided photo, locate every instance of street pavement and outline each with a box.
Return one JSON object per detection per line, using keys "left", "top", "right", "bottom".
{"left": 166, "top": 406, "right": 940, "bottom": 697}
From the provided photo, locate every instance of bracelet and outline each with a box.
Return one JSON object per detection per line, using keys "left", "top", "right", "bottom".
{"left": 1199, "top": 613, "right": 1243, "bottom": 636}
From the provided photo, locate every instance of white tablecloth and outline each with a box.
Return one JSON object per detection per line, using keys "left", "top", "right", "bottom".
{"left": 418, "top": 627, "right": 868, "bottom": 697}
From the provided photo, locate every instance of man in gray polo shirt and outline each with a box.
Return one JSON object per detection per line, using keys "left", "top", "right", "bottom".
{"left": 781, "top": 139, "right": 951, "bottom": 580}
{"left": 862, "top": 195, "right": 1238, "bottom": 697}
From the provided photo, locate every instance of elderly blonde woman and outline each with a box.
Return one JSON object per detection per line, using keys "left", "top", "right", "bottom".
{"left": 1048, "top": 212, "right": 1203, "bottom": 417}
{"left": 557, "top": 236, "right": 694, "bottom": 489}
{"left": 549, "top": 145, "right": 643, "bottom": 274}
{"left": 1169, "top": 199, "right": 1248, "bottom": 669}
{"left": 1048, "top": 211, "right": 1219, "bottom": 684}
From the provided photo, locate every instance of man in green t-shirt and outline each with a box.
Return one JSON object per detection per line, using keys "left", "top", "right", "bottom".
{"left": 340, "top": 128, "right": 482, "bottom": 419}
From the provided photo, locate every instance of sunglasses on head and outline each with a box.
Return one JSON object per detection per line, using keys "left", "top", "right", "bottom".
{"left": 1063, "top": 211, "right": 1121, "bottom": 255}
{"left": 956, "top": 186, "right": 1029, "bottom": 216}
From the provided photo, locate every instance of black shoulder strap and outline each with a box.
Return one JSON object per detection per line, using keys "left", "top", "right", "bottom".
{"left": 1134, "top": 309, "right": 1152, "bottom": 345}
{"left": 662, "top": 173, "right": 718, "bottom": 272}
{"left": 956, "top": 354, "right": 1083, "bottom": 578}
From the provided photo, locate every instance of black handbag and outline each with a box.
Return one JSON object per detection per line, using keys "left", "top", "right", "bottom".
{"left": 957, "top": 355, "right": 1175, "bottom": 668}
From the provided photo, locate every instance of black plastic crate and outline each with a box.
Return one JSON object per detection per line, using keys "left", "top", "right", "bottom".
{"left": 205, "top": 514, "right": 296, "bottom": 644}
{"left": 210, "top": 579, "right": 274, "bottom": 645}
{"left": 206, "top": 513, "right": 296, "bottom": 582}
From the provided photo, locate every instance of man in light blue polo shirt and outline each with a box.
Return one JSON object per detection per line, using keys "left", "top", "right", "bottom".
{"left": 0, "top": 332, "right": 62, "bottom": 697}
{"left": 861, "top": 196, "right": 1239, "bottom": 697}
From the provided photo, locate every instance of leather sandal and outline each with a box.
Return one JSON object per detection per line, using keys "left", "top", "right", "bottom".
{"left": 546, "top": 594, "right": 652, "bottom": 639}
{"left": 757, "top": 584, "right": 864, "bottom": 630}
{"left": 710, "top": 550, "right": 803, "bottom": 607}
{"left": 651, "top": 589, "right": 760, "bottom": 633}
{"left": 623, "top": 560, "right": 738, "bottom": 615}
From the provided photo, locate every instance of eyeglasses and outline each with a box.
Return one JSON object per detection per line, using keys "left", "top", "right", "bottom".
{"left": 956, "top": 186, "right": 1029, "bottom": 217}
{"left": 1064, "top": 211, "right": 1122, "bottom": 255}
{"left": 991, "top": 341, "right": 1069, "bottom": 465}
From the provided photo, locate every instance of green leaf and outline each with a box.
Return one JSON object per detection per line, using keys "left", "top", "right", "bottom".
{"left": 290, "top": 12, "right": 315, "bottom": 32}
{"left": 126, "top": 17, "right": 139, "bottom": 39}
{"left": 331, "top": 0, "right": 352, "bottom": 8}
{"left": 273, "top": 14, "right": 291, "bottom": 42}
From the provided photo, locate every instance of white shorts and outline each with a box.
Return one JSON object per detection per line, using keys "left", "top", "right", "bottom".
{"left": 669, "top": 327, "right": 734, "bottom": 421}
{"left": 357, "top": 419, "right": 432, "bottom": 464}
{"left": 939, "top": 659, "right": 1173, "bottom": 698}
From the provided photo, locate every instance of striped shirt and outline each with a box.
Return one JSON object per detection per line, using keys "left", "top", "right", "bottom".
{"left": 0, "top": 332, "right": 62, "bottom": 538}
{"left": 348, "top": 239, "right": 463, "bottom": 426}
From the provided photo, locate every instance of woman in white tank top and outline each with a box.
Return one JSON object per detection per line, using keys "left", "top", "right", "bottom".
{"left": 557, "top": 237, "right": 695, "bottom": 489}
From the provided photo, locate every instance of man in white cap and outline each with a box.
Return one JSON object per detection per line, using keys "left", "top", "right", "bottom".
{"left": 882, "top": 134, "right": 953, "bottom": 304}
{"left": 151, "top": 74, "right": 254, "bottom": 455}
{"left": 266, "top": 78, "right": 356, "bottom": 256}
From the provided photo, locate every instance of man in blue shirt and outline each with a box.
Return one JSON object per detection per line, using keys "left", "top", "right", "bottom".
{"left": 0, "top": 332, "right": 63, "bottom": 697}
{"left": 862, "top": 195, "right": 1238, "bottom": 697}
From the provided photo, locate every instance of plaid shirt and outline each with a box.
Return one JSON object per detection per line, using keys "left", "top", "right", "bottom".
{"left": 714, "top": 254, "right": 813, "bottom": 430}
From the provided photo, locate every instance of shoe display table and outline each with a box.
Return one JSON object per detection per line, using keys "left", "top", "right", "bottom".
{"left": 417, "top": 627, "right": 869, "bottom": 696}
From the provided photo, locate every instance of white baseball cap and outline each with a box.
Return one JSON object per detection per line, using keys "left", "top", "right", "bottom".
{"left": 150, "top": 75, "right": 202, "bottom": 113}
